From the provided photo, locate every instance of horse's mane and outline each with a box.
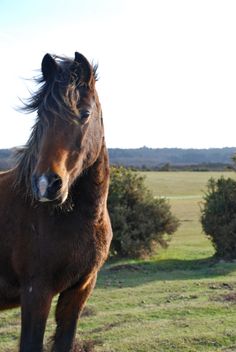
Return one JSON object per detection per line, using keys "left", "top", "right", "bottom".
{"left": 22, "top": 56, "right": 98, "bottom": 116}
{"left": 14, "top": 55, "right": 98, "bottom": 195}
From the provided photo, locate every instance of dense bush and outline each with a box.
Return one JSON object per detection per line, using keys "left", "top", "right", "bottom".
{"left": 201, "top": 177, "right": 236, "bottom": 259}
{"left": 108, "top": 167, "right": 179, "bottom": 258}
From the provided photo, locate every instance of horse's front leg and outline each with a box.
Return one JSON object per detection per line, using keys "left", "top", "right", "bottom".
{"left": 20, "top": 284, "right": 52, "bottom": 352}
{"left": 52, "top": 273, "right": 97, "bottom": 352}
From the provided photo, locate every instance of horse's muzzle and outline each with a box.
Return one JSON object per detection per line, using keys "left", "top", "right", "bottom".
{"left": 31, "top": 172, "right": 63, "bottom": 203}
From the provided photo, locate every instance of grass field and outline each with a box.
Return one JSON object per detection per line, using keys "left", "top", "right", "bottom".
{"left": 143, "top": 171, "right": 236, "bottom": 262}
{"left": 1, "top": 171, "right": 236, "bottom": 352}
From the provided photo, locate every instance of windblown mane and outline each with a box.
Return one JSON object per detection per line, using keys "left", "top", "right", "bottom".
{"left": 15, "top": 55, "right": 98, "bottom": 194}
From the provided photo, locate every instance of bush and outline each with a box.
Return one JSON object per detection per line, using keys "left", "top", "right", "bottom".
{"left": 201, "top": 177, "right": 236, "bottom": 259}
{"left": 108, "top": 167, "right": 179, "bottom": 258}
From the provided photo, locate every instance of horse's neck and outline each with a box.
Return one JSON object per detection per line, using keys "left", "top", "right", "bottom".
{"left": 72, "top": 142, "right": 110, "bottom": 212}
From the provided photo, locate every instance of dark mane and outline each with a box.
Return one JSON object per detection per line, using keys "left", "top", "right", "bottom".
{"left": 14, "top": 121, "right": 45, "bottom": 198}
{"left": 15, "top": 55, "right": 98, "bottom": 193}
{"left": 22, "top": 55, "right": 98, "bottom": 116}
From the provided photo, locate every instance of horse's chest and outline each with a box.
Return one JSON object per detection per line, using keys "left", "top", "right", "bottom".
{"left": 48, "top": 232, "right": 101, "bottom": 292}
{"left": 49, "top": 227, "right": 98, "bottom": 265}
{"left": 16, "top": 213, "right": 110, "bottom": 292}
{"left": 42, "top": 221, "right": 106, "bottom": 284}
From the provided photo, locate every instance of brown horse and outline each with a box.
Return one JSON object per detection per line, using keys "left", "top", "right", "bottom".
{"left": 0, "top": 52, "right": 112, "bottom": 352}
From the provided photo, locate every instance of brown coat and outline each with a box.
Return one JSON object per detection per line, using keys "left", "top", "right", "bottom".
{"left": 0, "top": 52, "right": 112, "bottom": 352}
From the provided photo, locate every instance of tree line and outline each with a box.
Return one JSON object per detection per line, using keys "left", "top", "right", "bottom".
{"left": 1, "top": 147, "right": 236, "bottom": 171}
{"left": 109, "top": 147, "right": 236, "bottom": 170}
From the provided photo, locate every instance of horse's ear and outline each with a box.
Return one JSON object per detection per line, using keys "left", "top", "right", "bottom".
{"left": 41, "top": 54, "right": 57, "bottom": 81}
{"left": 74, "top": 52, "right": 93, "bottom": 86}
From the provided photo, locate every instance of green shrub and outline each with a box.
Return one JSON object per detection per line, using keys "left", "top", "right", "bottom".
{"left": 201, "top": 177, "right": 236, "bottom": 259}
{"left": 108, "top": 167, "right": 179, "bottom": 258}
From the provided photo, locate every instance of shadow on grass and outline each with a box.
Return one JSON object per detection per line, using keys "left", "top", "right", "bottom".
{"left": 97, "top": 257, "right": 236, "bottom": 288}
{"left": 4, "top": 339, "right": 99, "bottom": 352}
{"left": 43, "top": 338, "right": 101, "bottom": 352}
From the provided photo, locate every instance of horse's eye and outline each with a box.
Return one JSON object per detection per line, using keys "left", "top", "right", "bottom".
{"left": 80, "top": 110, "right": 90, "bottom": 123}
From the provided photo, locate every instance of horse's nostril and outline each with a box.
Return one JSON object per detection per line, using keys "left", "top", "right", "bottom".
{"left": 47, "top": 173, "right": 62, "bottom": 194}
{"left": 48, "top": 173, "right": 62, "bottom": 187}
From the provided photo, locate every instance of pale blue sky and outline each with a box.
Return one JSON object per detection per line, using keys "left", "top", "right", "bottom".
{"left": 1, "top": 0, "right": 236, "bottom": 149}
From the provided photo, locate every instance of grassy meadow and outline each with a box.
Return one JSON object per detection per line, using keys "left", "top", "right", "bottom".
{"left": 1, "top": 171, "right": 236, "bottom": 351}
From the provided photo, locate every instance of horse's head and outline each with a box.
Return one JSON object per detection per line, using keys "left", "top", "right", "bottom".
{"left": 24, "top": 52, "right": 104, "bottom": 205}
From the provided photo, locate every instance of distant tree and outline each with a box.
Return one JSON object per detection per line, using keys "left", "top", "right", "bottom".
{"left": 160, "top": 163, "right": 171, "bottom": 171}
{"left": 201, "top": 177, "right": 236, "bottom": 259}
{"left": 108, "top": 167, "right": 179, "bottom": 258}
{"left": 232, "top": 154, "right": 236, "bottom": 169}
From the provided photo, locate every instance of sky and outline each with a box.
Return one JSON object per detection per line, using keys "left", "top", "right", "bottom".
{"left": 0, "top": 0, "right": 236, "bottom": 149}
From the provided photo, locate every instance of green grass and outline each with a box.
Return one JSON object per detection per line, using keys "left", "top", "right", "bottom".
{"left": 143, "top": 171, "right": 236, "bottom": 262}
{"left": 1, "top": 172, "right": 236, "bottom": 352}
{"left": 142, "top": 171, "right": 236, "bottom": 198}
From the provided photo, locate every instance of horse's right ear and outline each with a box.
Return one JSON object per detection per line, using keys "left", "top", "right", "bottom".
{"left": 41, "top": 54, "right": 57, "bottom": 81}
{"left": 74, "top": 52, "right": 93, "bottom": 86}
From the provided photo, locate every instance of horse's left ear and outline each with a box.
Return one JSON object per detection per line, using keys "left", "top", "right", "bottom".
{"left": 74, "top": 52, "right": 93, "bottom": 86}
{"left": 42, "top": 54, "right": 58, "bottom": 81}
